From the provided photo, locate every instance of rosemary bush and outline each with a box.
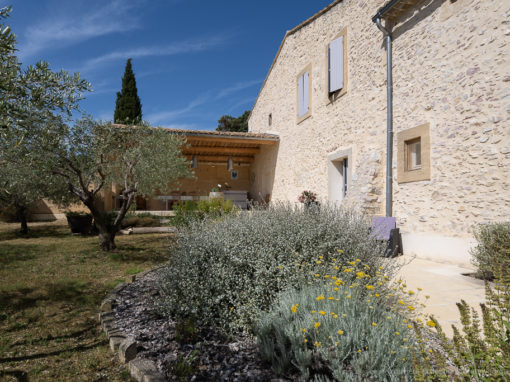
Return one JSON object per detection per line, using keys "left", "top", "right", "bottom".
{"left": 255, "top": 263, "right": 416, "bottom": 381}
{"left": 413, "top": 226, "right": 510, "bottom": 381}
{"left": 157, "top": 203, "right": 391, "bottom": 333}
{"left": 470, "top": 221, "right": 510, "bottom": 280}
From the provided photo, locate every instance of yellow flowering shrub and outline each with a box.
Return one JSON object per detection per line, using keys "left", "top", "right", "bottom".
{"left": 255, "top": 271, "right": 417, "bottom": 381}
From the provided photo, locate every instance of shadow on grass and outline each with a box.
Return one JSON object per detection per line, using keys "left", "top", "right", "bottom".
{"left": 0, "top": 339, "right": 107, "bottom": 363}
{"left": 10, "top": 325, "right": 96, "bottom": 347}
{"left": 0, "top": 225, "right": 71, "bottom": 242}
{"left": 107, "top": 244, "right": 170, "bottom": 263}
{"left": 0, "top": 244, "right": 38, "bottom": 265}
{"left": 0, "top": 279, "right": 100, "bottom": 311}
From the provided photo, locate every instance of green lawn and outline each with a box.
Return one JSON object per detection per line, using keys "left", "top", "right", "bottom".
{"left": 0, "top": 220, "right": 173, "bottom": 382}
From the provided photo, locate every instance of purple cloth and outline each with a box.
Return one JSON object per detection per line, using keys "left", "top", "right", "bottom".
{"left": 371, "top": 217, "right": 396, "bottom": 240}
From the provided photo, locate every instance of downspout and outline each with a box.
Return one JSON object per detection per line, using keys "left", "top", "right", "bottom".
{"left": 375, "top": 17, "right": 393, "bottom": 217}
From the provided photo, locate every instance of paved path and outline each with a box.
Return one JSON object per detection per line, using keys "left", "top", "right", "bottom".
{"left": 395, "top": 255, "right": 486, "bottom": 337}
{"left": 119, "top": 226, "right": 177, "bottom": 235}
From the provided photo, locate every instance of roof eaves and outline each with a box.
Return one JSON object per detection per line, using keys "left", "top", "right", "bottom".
{"left": 182, "top": 131, "right": 279, "bottom": 141}
{"left": 371, "top": 0, "right": 401, "bottom": 22}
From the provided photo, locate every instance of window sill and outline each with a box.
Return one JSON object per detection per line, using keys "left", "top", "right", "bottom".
{"left": 325, "top": 87, "right": 347, "bottom": 105}
{"left": 297, "top": 112, "right": 312, "bottom": 124}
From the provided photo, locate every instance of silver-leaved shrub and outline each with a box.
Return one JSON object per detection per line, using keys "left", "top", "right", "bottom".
{"left": 157, "top": 203, "right": 392, "bottom": 333}
{"left": 255, "top": 279, "right": 416, "bottom": 381}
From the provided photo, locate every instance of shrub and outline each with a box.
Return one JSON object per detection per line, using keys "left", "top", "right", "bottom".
{"left": 255, "top": 270, "right": 416, "bottom": 381}
{"left": 157, "top": 203, "right": 393, "bottom": 333}
{"left": 0, "top": 206, "right": 20, "bottom": 222}
{"left": 470, "top": 222, "right": 510, "bottom": 280}
{"left": 173, "top": 198, "right": 237, "bottom": 227}
{"left": 120, "top": 216, "right": 161, "bottom": 228}
{"left": 414, "top": 272, "right": 510, "bottom": 380}
{"left": 414, "top": 226, "right": 510, "bottom": 380}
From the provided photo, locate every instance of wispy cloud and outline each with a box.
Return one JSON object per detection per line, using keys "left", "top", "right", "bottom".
{"left": 146, "top": 79, "right": 260, "bottom": 125}
{"left": 227, "top": 97, "right": 257, "bottom": 113}
{"left": 146, "top": 94, "right": 211, "bottom": 124}
{"left": 216, "top": 79, "right": 261, "bottom": 99}
{"left": 79, "top": 35, "right": 228, "bottom": 73}
{"left": 19, "top": 0, "right": 140, "bottom": 61}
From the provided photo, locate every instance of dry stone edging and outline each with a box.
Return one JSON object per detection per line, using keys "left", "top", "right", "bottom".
{"left": 99, "top": 267, "right": 167, "bottom": 382}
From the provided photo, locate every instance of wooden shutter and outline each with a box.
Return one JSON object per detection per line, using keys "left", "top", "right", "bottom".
{"left": 329, "top": 36, "right": 344, "bottom": 93}
{"left": 303, "top": 71, "right": 309, "bottom": 114}
{"left": 298, "top": 74, "right": 304, "bottom": 117}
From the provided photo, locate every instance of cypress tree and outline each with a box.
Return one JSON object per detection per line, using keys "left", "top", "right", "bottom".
{"left": 114, "top": 58, "right": 142, "bottom": 124}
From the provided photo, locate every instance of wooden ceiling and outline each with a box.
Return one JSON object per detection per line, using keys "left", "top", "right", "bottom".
{"left": 182, "top": 135, "right": 277, "bottom": 164}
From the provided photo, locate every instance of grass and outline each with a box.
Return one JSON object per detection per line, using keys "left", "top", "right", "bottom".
{"left": 0, "top": 220, "right": 174, "bottom": 382}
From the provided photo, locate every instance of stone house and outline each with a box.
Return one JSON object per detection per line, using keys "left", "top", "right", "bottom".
{"left": 248, "top": 0, "right": 510, "bottom": 267}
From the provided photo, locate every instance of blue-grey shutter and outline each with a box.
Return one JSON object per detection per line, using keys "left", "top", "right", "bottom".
{"left": 329, "top": 36, "right": 344, "bottom": 93}
{"left": 298, "top": 74, "right": 304, "bottom": 117}
{"left": 303, "top": 71, "right": 309, "bottom": 114}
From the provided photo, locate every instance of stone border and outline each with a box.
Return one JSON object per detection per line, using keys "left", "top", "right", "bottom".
{"left": 99, "top": 267, "right": 167, "bottom": 382}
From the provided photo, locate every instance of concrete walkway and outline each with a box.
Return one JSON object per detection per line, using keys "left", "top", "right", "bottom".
{"left": 395, "top": 255, "right": 486, "bottom": 337}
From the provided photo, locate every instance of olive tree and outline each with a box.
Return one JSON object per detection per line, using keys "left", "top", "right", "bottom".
{"left": 0, "top": 6, "right": 90, "bottom": 232}
{"left": 48, "top": 119, "right": 192, "bottom": 251}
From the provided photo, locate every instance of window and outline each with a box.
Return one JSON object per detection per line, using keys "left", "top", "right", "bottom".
{"left": 342, "top": 158, "right": 348, "bottom": 198}
{"left": 326, "top": 28, "right": 348, "bottom": 102}
{"left": 328, "top": 148, "right": 351, "bottom": 205}
{"left": 297, "top": 64, "right": 312, "bottom": 123}
{"left": 405, "top": 138, "right": 421, "bottom": 171}
{"left": 328, "top": 36, "right": 344, "bottom": 93}
{"left": 397, "top": 123, "right": 431, "bottom": 183}
{"left": 268, "top": 113, "right": 272, "bottom": 127}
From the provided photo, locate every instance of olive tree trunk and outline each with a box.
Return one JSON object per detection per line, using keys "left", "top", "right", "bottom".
{"left": 83, "top": 192, "right": 134, "bottom": 252}
{"left": 15, "top": 205, "right": 28, "bottom": 234}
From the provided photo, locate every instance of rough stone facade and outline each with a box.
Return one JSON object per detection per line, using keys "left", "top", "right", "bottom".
{"left": 249, "top": 0, "right": 510, "bottom": 265}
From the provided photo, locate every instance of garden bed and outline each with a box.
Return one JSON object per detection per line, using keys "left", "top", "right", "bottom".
{"left": 109, "top": 269, "right": 277, "bottom": 381}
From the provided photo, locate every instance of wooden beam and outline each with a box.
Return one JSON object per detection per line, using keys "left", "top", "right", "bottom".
{"left": 185, "top": 155, "right": 254, "bottom": 163}
{"left": 183, "top": 147, "right": 260, "bottom": 156}
{"left": 185, "top": 136, "right": 278, "bottom": 146}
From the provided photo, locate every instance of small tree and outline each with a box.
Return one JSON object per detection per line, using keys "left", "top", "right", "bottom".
{"left": 216, "top": 110, "right": 250, "bottom": 132}
{"left": 0, "top": 6, "right": 90, "bottom": 233}
{"left": 114, "top": 58, "right": 142, "bottom": 124}
{"left": 48, "top": 120, "right": 191, "bottom": 251}
{"left": 0, "top": 158, "right": 73, "bottom": 233}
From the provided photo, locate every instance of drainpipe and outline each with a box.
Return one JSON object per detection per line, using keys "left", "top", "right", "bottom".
{"left": 375, "top": 17, "right": 393, "bottom": 217}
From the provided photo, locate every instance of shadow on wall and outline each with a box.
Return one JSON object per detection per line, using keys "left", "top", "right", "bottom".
{"left": 250, "top": 143, "right": 279, "bottom": 203}
{"left": 391, "top": 0, "right": 447, "bottom": 41}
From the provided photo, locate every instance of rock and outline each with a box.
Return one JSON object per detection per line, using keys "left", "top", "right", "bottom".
{"left": 119, "top": 337, "right": 138, "bottom": 363}
{"left": 128, "top": 358, "right": 166, "bottom": 382}
{"left": 100, "top": 298, "right": 114, "bottom": 312}
{"left": 110, "top": 334, "right": 127, "bottom": 352}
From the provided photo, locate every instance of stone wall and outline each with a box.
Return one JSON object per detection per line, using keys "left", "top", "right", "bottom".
{"left": 249, "top": 0, "right": 510, "bottom": 263}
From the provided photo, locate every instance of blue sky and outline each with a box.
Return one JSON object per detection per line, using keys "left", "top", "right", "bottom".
{"left": 4, "top": 0, "right": 331, "bottom": 130}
